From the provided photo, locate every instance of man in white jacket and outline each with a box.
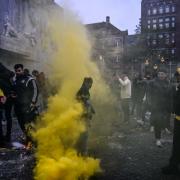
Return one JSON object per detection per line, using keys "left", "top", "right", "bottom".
{"left": 117, "top": 73, "right": 131, "bottom": 122}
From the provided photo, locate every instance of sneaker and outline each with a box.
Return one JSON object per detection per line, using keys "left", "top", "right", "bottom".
{"left": 137, "top": 119, "right": 144, "bottom": 126}
{"left": 156, "top": 139, "right": 163, "bottom": 147}
{"left": 150, "top": 126, "right": 154, "bottom": 132}
{"left": 162, "top": 165, "right": 179, "bottom": 175}
{"left": 1, "top": 120, "right": 6, "bottom": 126}
{"left": 165, "top": 128, "right": 171, "bottom": 135}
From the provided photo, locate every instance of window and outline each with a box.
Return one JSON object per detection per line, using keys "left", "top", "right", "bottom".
{"left": 116, "top": 41, "right": 119, "bottom": 47}
{"left": 171, "top": 38, "right": 175, "bottom": 44}
{"left": 159, "top": 7, "right": 163, "bottom": 14}
{"left": 99, "top": 55, "right": 103, "bottom": 60}
{"left": 148, "top": 9, "right": 151, "bottom": 15}
{"left": 172, "top": 22, "right": 175, "bottom": 28}
{"left": 153, "top": 19, "right": 157, "bottom": 23}
{"left": 148, "top": 20, "right": 151, "bottom": 24}
{"left": 165, "top": 17, "right": 170, "bottom": 22}
{"left": 115, "top": 38, "right": 122, "bottom": 47}
{"left": 165, "top": 38, "right": 170, "bottom": 45}
{"left": 172, "top": 33, "right": 175, "bottom": 37}
{"left": 165, "top": 23, "right": 170, "bottom": 28}
{"left": 172, "top": 6, "right": 175, "bottom": 12}
{"left": 159, "top": 18, "right": 163, "bottom": 23}
{"left": 171, "top": 49, "right": 175, "bottom": 54}
{"left": 159, "top": 23, "right": 163, "bottom": 29}
{"left": 165, "top": 34, "right": 170, "bottom": 44}
{"left": 148, "top": 25, "right": 151, "bottom": 29}
{"left": 152, "top": 40, "right": 157, "bottom": 45}
{"left": 165, "top": 34, "right": 170, "bottom": 38}
{"left": 158, "top": 34, "right": 163, "bottom": 39}
{"left": 153, "top": 8, "right": 157, "bottom": 14}
{"left": 165, "top": 6, "right": 170, "bottom": 13}
{"left": 172, "top": 17, "right": 175, "bottom": 21}
{"left": 116, "top": 56, "right": 120, "bottom": 63}
{"left": 165, "top": 34, "right": 170, "bottom": 45}
{"left": 153, "top": 24, "right": 157, "bottom": 30}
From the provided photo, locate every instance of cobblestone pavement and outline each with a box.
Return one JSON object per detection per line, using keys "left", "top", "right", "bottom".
{"left": 0, "top": 119, "right": 34, "bottom": 180}
{"left": 90, "top": 117, "right": 180, "bottom": 180}
{"left": 1, "top": 116, "right": 180, "bottom": 180}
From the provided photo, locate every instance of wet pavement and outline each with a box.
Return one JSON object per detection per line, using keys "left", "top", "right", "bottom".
{"left": 0, "top": 118, "right": 34, "bottom": 180}
{"left": 0, "top": 116, "right": 180, "bottom": 180}
{"left": 89, "top": 117, "right": 180, "bottom": 180}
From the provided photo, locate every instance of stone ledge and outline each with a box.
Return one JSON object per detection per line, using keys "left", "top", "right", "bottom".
{"left": 0, "top": 35, "right": 34, "bottom": 58}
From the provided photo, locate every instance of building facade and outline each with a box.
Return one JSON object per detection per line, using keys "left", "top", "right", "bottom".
{"left": 86, "top": 16, "right": 128, "bottom": 77}
{"left": 141, "top": 0, "right": 180, "bottom": 67}
{"left": 0, "top": 0, "right": 61, "bottom": 70}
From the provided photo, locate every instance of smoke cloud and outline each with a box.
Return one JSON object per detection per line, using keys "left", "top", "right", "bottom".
{"left": 31, "top": 5, "right": 117, "bottom": 180}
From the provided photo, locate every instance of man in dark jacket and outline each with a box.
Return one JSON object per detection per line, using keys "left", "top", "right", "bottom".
{"left": 13, "top": 64, "right": 38, "bottom": 146}
{"left": 141, "top": 73, "right": 153, "bottom": 126}
{"left": 162, "top": 69, "right": 180, "bottom": 175}
{"left": 150, "top": 68, "right": 172, "bottom": 147}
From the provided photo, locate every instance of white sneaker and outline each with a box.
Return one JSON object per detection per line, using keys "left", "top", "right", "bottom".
{"left": 156, "top": 140, "right": 162, "bottom": 147}
{"left": 165, "top": 128, "right": 171, "bottom": 135}
{"left": 1, "top": 120, "right": 6, "bottom": 126}
{"left": 137, "top": 119, "right": 144, "bottom": 125}
{"left": 150, "top": 126, "right": 154, "bottom": 132}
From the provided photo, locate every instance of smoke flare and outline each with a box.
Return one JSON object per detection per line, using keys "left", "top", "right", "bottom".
{"left": 32, "top": 7, "right": 108, "bottom": 180}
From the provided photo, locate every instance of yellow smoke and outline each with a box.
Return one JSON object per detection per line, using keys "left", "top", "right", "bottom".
{"left": 32, "top": 7, "right": 115, "bottom": 180}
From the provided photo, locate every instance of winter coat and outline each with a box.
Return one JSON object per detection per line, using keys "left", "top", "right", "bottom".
{"left": 13, "top": 75, "right": 38, "bottom": 106}
{"left": 150, "top": 78, "right": 172, "bottom": 112}
{"left": 132, "top": 78, "right": 146, "bottom": 102}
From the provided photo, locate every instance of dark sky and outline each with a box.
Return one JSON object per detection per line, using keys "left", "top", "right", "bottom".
{"left": 55, "top": 0, "right": 141, "bottom": 35}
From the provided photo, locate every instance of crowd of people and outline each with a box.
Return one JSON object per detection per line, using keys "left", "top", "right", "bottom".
{"left": 0, "top": 63, "right": 46, "bottom": 149}
{"left": 0, "top": 62, "right": 95, "bottom": 157}
{"left": 113, "top": 66, "right": 180, "bottom": 175}
{"left": 0, "top": 60, "right": 180, "bottom": 175}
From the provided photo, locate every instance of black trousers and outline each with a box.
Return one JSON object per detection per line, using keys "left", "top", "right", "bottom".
{"left": 151, "top": 111, "right": 171, "bottom": 139}
{"left": 76, "top": 131, "right": 88, "bottom": 155}
{"left": 4, "top": 98, "right": 13, "bottom": 140}
{"left": 121, "top": 98, "right": 130, "bottom": 122}
{"left": 0, "top": 109, "right": 3, "bottom": 144}
{"left": 14, "top": 102, "right": 38, "bottom": 144}
{"left": 76, "top": 118, "right": 91, "bottom": 155}
{"left": 131, "top": 100, "right": 143, "bottom": 119}
{"left": 142, "top": 101, "right": 151, "bottom": 123}
{"left": 169, "top": 119, "right": 180, "bottom": 167}
{"left": 14, "top": 104, "right": 27, "bottom": 133}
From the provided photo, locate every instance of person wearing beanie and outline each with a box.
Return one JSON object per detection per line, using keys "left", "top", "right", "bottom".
{"left": 150, "top": 68, "right": 172, "bottom": 147}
